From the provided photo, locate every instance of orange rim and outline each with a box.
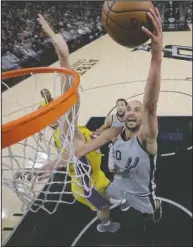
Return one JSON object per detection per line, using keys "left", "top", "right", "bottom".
{"left": 2, "top": 67, "right": 80, "bottom": 149}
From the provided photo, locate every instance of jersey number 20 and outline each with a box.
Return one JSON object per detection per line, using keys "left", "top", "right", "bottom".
{"left": 115, "top": 150, "right": 139, "bottom": 171}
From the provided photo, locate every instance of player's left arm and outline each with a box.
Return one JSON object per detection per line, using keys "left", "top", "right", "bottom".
{"left": 139, "top": 8, "right": 163, "bottom": 154}
{"left": 52, "top": 33, "right": 80, "bottom": 129}
{"left": 95, "top": 115, "right": 113, "bottom": 135}
{"left": 37, "top": 14, "right": 80, "bottom": 130}
{"left": 76, "top": 127, "right": 122, "bottom": 158}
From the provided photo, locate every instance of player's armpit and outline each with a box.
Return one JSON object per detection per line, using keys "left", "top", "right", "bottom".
{"left": 76, "top": 127, "right": 121, "bottom": 158}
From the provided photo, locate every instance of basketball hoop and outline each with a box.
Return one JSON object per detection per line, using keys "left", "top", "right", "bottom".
{"left": 2, "top": 67, "right": 93, "bottom": 214}
{"left": 2, "top": 67, "right": 79, "bottom": 148}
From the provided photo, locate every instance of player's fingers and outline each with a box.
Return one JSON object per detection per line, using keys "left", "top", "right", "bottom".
{"left": 37, "top": 173, "right": 51, "bottom": 181}
{"left": 149, "top": 8, "right": 161, "bottom": 33}
{"left": 155, "top": 7, "right": 162, "bottom": 21}
{"left": 37, "top": 17, "right": 41, "bottom": 24}
{"left": 147, "top": 10, "right": 159, "bottom": 35}
{"left": 37, "top": 18, "right": 45, "bottom": 28}
{"left": 141, "top": 26, "right": 154, "bottom": 39}
{"left": 37, "top": 14, "right": 44, "bottom": 23}
{"left": 38, "top": 13, "right": 43, "bottom": 18}
{"left": 37, "top": 172, "right": 45, "bottom": 181}
{"left": 155, "top": 7, "right": 162, "bottom": 31}
{"left": 37, "top": 16, "right": 55, "bottom": 38}
{"left": 37, "top": 14, "right": 49, "bottom": 28}
{"left": 38, "top": 14, "right": 45, "bottom": 21}
{"left": 153, "top": 7, "right": 162, "bottom": 31}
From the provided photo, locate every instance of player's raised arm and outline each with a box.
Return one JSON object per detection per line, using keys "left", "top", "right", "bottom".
{"left": 76, "top": 127, "right": 121, "bottom": 158}
{"left": 37, "top": 14, "right": 80, "bottom": 128}
{"left": 24, "top": 14, "right": 80, "bottom": 179}
{"left": 37, "top": 14, "right": 69, "bottom": 68}
{"left": 139, "top": 8, "right": 163, "bottom": 153}
{"left": 96, "top": 115, "right": 113, "bottom": 135}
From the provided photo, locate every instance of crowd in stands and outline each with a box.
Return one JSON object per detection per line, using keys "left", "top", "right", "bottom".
{"left": 185, "top": 1, "right": 193, "bottom": 23}
{"left": 2, "top": 1, "right": 104, "bottom": 73}
{"left": 164, "top": 2, "right": 192, "bottom": 23}
{"left": 1, "top": 1, "right": 192, "bottom": 75}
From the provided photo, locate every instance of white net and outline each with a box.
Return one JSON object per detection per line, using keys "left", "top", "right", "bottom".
{"left": 2, "top": 69, "right": 93, "bottom": 214}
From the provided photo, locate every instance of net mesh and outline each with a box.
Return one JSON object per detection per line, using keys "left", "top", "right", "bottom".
{"left": 2, "top": 70, "right": 93, "bottom": 214}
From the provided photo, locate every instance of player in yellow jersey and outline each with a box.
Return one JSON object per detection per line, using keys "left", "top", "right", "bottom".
{"left": 38, "top": 89, "right": 62, "bottom": 152}
{"left": 34, "top": 14, "right": 121, "bottom": 233}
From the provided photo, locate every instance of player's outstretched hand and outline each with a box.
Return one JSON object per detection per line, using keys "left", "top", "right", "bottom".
{"left": 141, "top": 8, "right": 163, "bottom": 59}
{"left": 92, "top": 129, "right": 101, "bottom": 137}
{"left": 13, "top": 165, "right": 53, "bottom": 182}
{"left": 37, "top": 14, "right": 55, "bottom": 38}
{"left": 37, "top": 14, "right": 69, "bottom": 64}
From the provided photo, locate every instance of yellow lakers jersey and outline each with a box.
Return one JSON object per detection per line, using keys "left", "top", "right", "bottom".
{"left": 40, "top": 101, "right": 47, "bottom": 107}
{"left": 55, "top": 125, "right": 109, "bottom": 191}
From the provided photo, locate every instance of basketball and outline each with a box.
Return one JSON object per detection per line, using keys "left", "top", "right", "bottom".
{"left": 102, "top": 1, "right": 154, "bottom": 48}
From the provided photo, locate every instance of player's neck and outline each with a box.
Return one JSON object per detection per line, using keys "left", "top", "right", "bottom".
{"left": 124, "top": 128, "right": 138, "bottom": 141}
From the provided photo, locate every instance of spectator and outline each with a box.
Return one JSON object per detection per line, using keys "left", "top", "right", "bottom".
{"left": 2, "top": 55, "right": 21, "bottom": 71}
{"left": 1, "top": 1, "right": 105, "bottom": 75}
{"left": 4, "top": 51, "right": 20, "bottom": 65}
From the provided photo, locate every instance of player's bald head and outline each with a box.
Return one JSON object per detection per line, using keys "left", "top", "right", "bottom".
{"left": 127, "top": 100, "right": 143, "bottom": 110}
